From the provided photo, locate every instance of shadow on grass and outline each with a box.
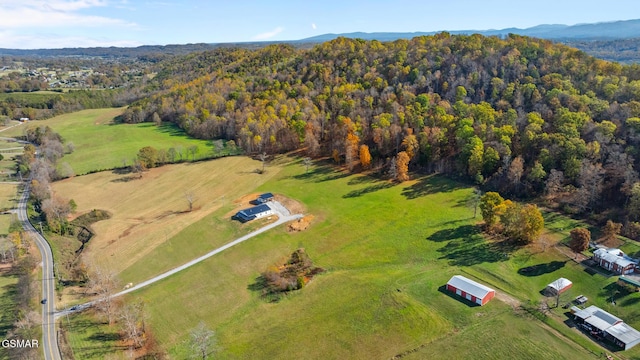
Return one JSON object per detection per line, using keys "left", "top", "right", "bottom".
{"left": 292, "top": 163, "right": 351, "bottom": 183}
{"left": 427, "top": 225, "right": 481, "bottom": 242}
{"left": 517, "top": 261, "right": 567, "bottom": 277}
{"left": 347, "top": 175, "right": 379, "bottom": 186}
{"left": 87, "top": 332, "right": 122, "bottom": 342}
{"left": 247, "top": 276, "right": 281, "bottom": 303}
{"left": 427, "top": 224, "right": 516, "bottom": 266}
{"left": 600, "top": 282, "right": 634, "bottom": 300}
{"left": 437, "top": 285, "right": 480, "bottom": 307}
{"left": 621, "top": 296, "right": 640, "bottom": 307}
{"left": 342, "top": 182, "right": 395, "bottom": 198}
{"left": 401, "top": 175, "right": 466, "bottom": 200}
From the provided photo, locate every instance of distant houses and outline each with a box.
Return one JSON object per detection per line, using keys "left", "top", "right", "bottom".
{"left": 445, "top": 275, "right": 495, "bottom": 306}
{"left": 572, "top": 305, "right": 640, "bottom": 350}
{"left": 593, "top": 248, "right": 637, "bottom": 275}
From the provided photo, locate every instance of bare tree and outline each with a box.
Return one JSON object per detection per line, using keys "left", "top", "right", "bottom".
{"left": 0, "top": 236, "right": 16, "bottom": 263}
{"left": 189, "top": 321, "right": 216, "bottom": 360}
{"left": 259, "top": 152, "right": 267, "bottom": 174}
{"left": 185, "top": 191, "right": 196, "bottom": 212}
{"left": 87, "top": 265, "right": 119, "bottom": 325}
{"left": 546, "top": 278, "right": 570, "bottom": 308}
{"left": 302, "top": 157, "right": 312, "bottom": 173}
{"left": 468, "top": 188, "right": 482, "bottom": 218}
{"left": 119, "top": 302, "right": 145, "bottom": 349}
{"left": 574, "top": 160, "right": 605, "bottom": 212}
{"left": 545, "top": 169, "right": 565, "bottom": 197}
{"left": 507, "top": 156, "right": 524, "bottom": 192}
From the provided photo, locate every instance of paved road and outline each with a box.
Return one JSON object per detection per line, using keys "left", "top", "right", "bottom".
{"left": 16, "top": 185, "right": 62, "bottom": 360}
{"left": 56, "top": 201, "right": 302, "bottom": 318}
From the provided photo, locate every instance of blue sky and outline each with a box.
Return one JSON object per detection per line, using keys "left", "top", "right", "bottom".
{"left": 2, "top": 0, "right": 640, "bottom": 49}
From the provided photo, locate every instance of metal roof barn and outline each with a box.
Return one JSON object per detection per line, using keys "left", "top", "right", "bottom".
{"left": 446, "top": 275, "right": 495, "bottom": 306}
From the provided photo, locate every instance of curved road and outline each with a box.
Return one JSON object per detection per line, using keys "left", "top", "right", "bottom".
{"left": 16, "top": 185, "right": 62, "bottom": 360}
{"left": 56, "top": 202, "right": 303, "bottom": 318}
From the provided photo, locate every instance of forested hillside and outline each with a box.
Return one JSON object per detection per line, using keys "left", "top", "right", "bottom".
{"left": 124, "top": 33, "right": 640, "bottom": 233}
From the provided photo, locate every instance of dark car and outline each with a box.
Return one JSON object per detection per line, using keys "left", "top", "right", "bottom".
{"left": 40, "top": 299, "right": 47, "bottom": 304}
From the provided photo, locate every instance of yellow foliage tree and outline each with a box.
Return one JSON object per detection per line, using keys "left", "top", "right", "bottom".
{"left": 396, "top": 151, "right": 410, "bottom": 182}
{"left": 359, "top": 145, "right": 371, "bottom": 169}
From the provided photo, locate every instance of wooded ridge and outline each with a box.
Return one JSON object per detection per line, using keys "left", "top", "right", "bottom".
{"left": 121, "top": 34, "right": 640, "bottom": 234}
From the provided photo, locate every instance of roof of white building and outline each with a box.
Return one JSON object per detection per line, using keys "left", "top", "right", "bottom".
{"left": 447, "top": 275, "right": 495, "bottom": 299}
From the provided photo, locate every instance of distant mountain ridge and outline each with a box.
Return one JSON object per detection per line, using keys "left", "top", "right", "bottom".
{"left": 299, "top": 19, "right": 640, "bottom": 42}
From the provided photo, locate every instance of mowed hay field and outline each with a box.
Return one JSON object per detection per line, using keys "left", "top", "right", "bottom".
{"left": 1, "top": 108, "right": 214, "bottom": 175}
{"left": 110, "top": 159, "right": 616, "bottom": 360}
{"left": 52, "top": 156, "right": 282, "bottom": 277}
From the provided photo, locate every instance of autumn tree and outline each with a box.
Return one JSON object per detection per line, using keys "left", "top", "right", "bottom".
{"left": 479, "top": 192, "right": 505, "bottom": 228}
{"left": 345, "top": 132, "right": 360, "bottom": 171}
{"left": 601, "top": 220, "right": 622, "bottom": 243}
{"left": 359, "top": 145, "right": 371, "bottom": 169}
{"left": 396, "top": 151, "right": 410, "bottom": 182}
{"left": 137, "top": 146, "right": 159, "bottom": 169}
{"left": 569, "top": 228, "right": 591, "bottom": 258}
{"left": 304, "top": 123, "right": 320, "bottom": 157}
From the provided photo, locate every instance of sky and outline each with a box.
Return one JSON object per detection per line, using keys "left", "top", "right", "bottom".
{"left": 1, "top": 0, "right": 640, "bottom": 49}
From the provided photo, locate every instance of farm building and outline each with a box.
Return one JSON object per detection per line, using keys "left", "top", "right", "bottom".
{"left": 573, "top": 305, "right": 640, "bottom": 350}
{"left": 544, "top": 277, "right": 572, "bottom": 295}
{"left": 233, "top": 204, "right": 273, "bottom": 222}
{"left": 619, "top": 275, "right": 640, "bottom": 290}
{"left": 606, "top": 323, "right": 640, "bottom": 350}
{"left": 593, "top": 248, "right": 637, "bottom": 275}
{"left": 445, "top": 275, "right": 495, "bottom": 306}
{"left": 252, "top": 193, "right": 275, "bottom": 205}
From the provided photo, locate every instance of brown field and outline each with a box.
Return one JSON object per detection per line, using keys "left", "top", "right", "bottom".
{"left": 51, "top": 156, "right": 283, "bottom": 275}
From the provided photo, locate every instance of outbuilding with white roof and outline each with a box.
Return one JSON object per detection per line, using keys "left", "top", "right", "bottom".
{"left": 445, "top": 275, "right": 495, "bottom": 306}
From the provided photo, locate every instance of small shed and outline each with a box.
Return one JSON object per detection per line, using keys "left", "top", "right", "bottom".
{"left": 234, "top": 204, "right": 273, "bottom": 222}
{"left": 545, "top": 277, "right": 572, "bottom": 295}
{"left": 446, "top": 275, "right": 495, "bottom": 306}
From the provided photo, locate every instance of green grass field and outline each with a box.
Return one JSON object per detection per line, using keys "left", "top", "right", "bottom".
{"left": 1, "top": 108, "right": 222, "bottom": 175}
{"left": 0, "top": 274, "right": 18, "bottom": 360}
{"left": 67, "top": 158, "right": 628, "bottom": 360}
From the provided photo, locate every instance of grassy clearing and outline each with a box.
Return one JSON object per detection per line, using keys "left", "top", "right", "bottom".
{"left": 58, "top": 157, "right": 640, "bottom": 359}
{"left": 402, "top": 310, "right": 597, "bottom": 360}
{"left": 1, "top": 108, "right": 219, "bottom": 175}
{"left": 51, "top": 156, "right": 283, "bottom": 280}
{"left": 108, "top": 160, "right": 606, "bottom": 359}
{"left": 61, "top": 311, "right": 126, "bottom": 360}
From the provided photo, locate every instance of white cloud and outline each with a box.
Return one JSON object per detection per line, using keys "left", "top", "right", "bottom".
{"left": 253, "top": 26, "right": 284, "bottom": 40}
{"left": 0, "top": 30, "right": 142, "bottom": 49}
{"left": 0, "top": 0, "right": 136, "bottom": 29}
{"left": 311, "top": 23, "right": 317, "bottom": 30}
